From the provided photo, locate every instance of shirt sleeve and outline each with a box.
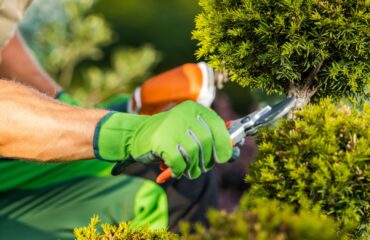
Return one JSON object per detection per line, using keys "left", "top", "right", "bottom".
{"left": 0, "top": 0, "right": 32, "bottom": 54}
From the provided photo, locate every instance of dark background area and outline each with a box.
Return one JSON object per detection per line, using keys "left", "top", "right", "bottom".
{"left": 94, "top": 0, "right": 200, "bottom": 71}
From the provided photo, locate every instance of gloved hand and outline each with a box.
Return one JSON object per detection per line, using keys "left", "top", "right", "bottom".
{"left": 94, "top": 100, "right": 233, "bottom": 179}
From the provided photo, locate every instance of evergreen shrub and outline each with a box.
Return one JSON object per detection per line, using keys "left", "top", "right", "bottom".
{"left": 181, "top": 195, "right": 345, "bottom": 240}
{"left": 193, "top": 0, "right": 370, "bottom": 106}
{"left": 75, "top": 196, "right": 347, "bottom": 240}
{"left": 247, "top": 99, "right": 370, "bottom": 237}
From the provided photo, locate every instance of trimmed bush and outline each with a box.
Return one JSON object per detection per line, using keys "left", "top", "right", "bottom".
{"left": 193, "top": 0, "right": 370, "bottom": 106}
{"left": 247, "top": 99, "right": 370, "bottom": 237}
{"left": 181, "top": 195, "right": 345, "bottom": 240}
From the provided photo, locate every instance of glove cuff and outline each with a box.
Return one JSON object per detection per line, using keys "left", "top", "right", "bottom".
{"left": 55, "top": 91, "right": 80, "bottom": 106}
{"left": 93, "top": 111, "right": 146, "bottom": 161}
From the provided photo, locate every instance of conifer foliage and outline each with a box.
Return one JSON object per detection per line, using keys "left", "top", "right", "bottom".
{"left": 74, "top": 216, "right": 178, "bottom": 240}
{"left": 181, "top": 196, "right": 346, "bottom": 240}
{"left": 247, "top": 100, "right": 370, "bottom": 237}
{"left": 193, "top": 0, "right": 370, "bottom": 106}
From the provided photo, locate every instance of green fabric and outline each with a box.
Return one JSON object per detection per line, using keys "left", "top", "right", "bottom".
{"left": 55, "top": 92, "right": 81, "bottom": 106}
{"left": 56, "top": 92, "right": 130, "bottom": 110}
{"left": 0, "top": 160, "right": 112, "bottom": 191}
{"left": 0, "top": 175, "right": 168, "bottom": 240}
{"left": 132, "top": 181, "right": 168, "bottom": 229}
{"left": 96, "top": 94, "right": 131, "bottom": 109}
{"left": 95, "top": 100, "right": 233, "bottom": 179}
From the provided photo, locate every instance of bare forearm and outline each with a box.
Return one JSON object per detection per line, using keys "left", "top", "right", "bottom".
{"left": 0, "top": 80, "right": 107, "bottom": 162}
{"left": 0, "top": 33, "right": 62, "bottom": 97}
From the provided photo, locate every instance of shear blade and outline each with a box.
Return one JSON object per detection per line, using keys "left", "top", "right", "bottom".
{"left": 254, "top": 97, "right": 296, "bottom": 126}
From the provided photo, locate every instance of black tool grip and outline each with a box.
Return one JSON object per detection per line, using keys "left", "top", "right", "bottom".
{"left": 111, "top": 158, "right": 136, "bottom": 176}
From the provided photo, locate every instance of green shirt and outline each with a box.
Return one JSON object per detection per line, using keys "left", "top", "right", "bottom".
{"left": 0, "top": 159, "right": 116, "bottom": 191}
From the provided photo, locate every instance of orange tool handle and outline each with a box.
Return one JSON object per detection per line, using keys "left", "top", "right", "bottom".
{"left": 156, "top": 167, "right": 172, "bottom": 184}
{"left": 156, "top": 162, "right": 172, "bottom": 184}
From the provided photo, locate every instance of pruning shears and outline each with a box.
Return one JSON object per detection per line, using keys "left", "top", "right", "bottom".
{"left": 112, "top": 97, "right": 296, "bottom": 184}
{"left": 228, "top": 97, "right": 296, "bottom": 146}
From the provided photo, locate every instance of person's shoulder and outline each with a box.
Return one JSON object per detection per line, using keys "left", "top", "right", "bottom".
{"left": 0, "top": 0, "right": 32, "bottom": 19}
{"left": 0, "top": 0, "right": 32, "bottom": 51}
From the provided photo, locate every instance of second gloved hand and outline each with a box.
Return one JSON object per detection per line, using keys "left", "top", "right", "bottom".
{"left": 94, "top": 100, "right": 233, "bottom": 179}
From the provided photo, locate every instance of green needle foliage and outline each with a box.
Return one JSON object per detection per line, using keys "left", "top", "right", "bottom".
{"left": 181, "top": 195, "right": 345, "bottom": 240}
{"left": 247, "top": 99, "right": 370, "bottom": 238}
{"left": 74, "top": 216, "right": 178, "bottom": 240}
{"left": 193, "top": 0, "right": 370, "bottom": 106}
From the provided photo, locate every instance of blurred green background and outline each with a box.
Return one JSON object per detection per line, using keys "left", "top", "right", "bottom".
{"left": 95, "top": 0, "right": 200, "bottom": 71}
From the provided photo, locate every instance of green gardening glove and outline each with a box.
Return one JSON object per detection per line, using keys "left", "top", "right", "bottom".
{"left": 94, "top": 100, "right": 233, "bottom": 179}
